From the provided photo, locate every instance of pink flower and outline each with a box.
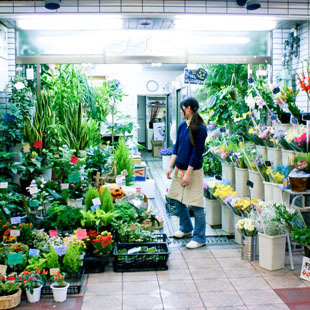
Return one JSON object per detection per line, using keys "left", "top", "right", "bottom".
{"left": 71, "top": 184, "right": 75, "bottom": 187}
{"left": 257, "top": 98, "right": 265, "bottom": 109}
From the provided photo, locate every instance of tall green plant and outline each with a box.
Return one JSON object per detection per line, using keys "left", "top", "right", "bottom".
{"left": 113, "top": 137, "right": 134, "bottom": 185}
{"left": 85, "top": 186, "right": 100, "bottom": 211}
{"left": 100, "top": 187, "right": 114, "bottom": 212}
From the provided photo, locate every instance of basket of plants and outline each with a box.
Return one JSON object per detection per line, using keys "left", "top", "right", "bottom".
{"left": 113, "top": 242, "right": 170, "bottom": 272}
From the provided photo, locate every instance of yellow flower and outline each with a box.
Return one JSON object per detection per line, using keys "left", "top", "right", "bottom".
{"left": 248, "top": 128, "right": 254, "bottom": 135}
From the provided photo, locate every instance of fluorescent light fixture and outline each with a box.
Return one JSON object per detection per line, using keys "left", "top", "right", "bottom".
{"left": 151, "top": 63, "right": 162, "bottom": 67}
{"left": 174, "top": 15, "right": 276, "bottom": 31}
{"left": 17, "top": 14, "right": 123, "bottom": 30}
{"left": 94, "top": 64, "right": 143, "bottom": 74}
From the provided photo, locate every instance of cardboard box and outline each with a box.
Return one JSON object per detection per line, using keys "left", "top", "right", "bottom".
{"left": 134, "top": 179, "right": 155, "bottom": 198}
{"left": 134, "top": 162, "right": 147, "bottom": 181}
{"left": 132, "top": 155, "right": 142, "bottom": 165}
{"left": 152, "top": 140, "right": 162, "bottom": 157}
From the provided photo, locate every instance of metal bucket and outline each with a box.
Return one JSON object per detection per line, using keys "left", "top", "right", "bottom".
{"left": 241, "top": 235, "right": 257, "bottom": 261}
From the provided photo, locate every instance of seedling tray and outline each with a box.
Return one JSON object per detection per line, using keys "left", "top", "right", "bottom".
{"left": 113, "top": 242, "right": 170, "bottom": 272}
{"left": 115, "top": 233, "right": 170, "bottom": 245}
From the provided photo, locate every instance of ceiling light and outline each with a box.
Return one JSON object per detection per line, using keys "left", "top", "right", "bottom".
{"left": 246, "top": 0, "right": 261, "bottom": 10}
{"left": 45, "top": 0, "right": 61, "bottom": 10}
{"left": 236, "top": 0, "right": 247, "bottom": 5}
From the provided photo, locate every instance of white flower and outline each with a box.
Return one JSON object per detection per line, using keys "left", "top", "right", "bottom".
{"left": 14, "top": 82, "right": 25, "bottom": 90}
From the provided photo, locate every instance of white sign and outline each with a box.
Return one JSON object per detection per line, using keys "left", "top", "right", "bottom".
{"left": 26, "top": 68, "right": 34, "bottom": 80}
{"left": 92, "top": 198, "right": 101, "bottom": 206}
{"left": 300, "top": 256, "right": 310, "bottom": 281}
{"left": 0, "top": 182, "right": 8, "bottom": 189}
{"left": 61, "top": 183, "right": 69, "bottom": 190}
{"left": 10, "top": 230, "right": 20, "bottom": 237}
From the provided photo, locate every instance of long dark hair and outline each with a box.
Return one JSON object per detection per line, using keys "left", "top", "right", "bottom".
{"left": 180, "top": 97, "right": 204, "bottom": 145}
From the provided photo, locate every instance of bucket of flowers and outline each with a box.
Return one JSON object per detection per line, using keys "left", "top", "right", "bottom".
{"left": 160, "top": 148, "right": 173, "bottom": 171}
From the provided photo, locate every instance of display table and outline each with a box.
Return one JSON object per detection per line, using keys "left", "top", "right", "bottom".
{"left": 278, "top": 185, "right": 310, "bottom": 270}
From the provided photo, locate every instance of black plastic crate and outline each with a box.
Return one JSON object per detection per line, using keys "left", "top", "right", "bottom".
{"left": 115, "top": 233, "right": 170, "bottom": 245}
{"left": 84, "top": 255, "right": 110, "bottom": 273}
{"left": 41, "top": 268, "right": 85, "bottom": 296}
{"left": 113, "top": 242, "right": 170, "bottom": 272}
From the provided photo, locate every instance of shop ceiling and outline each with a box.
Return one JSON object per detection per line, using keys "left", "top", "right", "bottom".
{"left": 1, "top": 0, "right": 309, "bottom": 65}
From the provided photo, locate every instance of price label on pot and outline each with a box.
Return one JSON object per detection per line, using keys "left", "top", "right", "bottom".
{"left": 8, "top": 253, "right": 23, "bottom": 265}
{"left": 76, "top": 229, "right": 87, "bottom": 240}
{"left": 49, "top": 230, "right": 58, "bottom": 237}
{"left": 300, "top": 256, "right": 310, "bottom": 281}
{"left": 29, "top": 200, "right": 39, "bottom": 207}
{"left": 10, "top": 217, "right": 21, "bottom": 224}
{"left": 50, "top": 268, "right": 59, "bottom": 276}
{"left": 61, "top": 183, "right": 69, "bottom": 190}
{"left": 29, "top": 249, "right": 40, "bottom": 257}
{"left": 92, "top": 198, "right": 101, "bottom": 206}
{"left": 0, "top": 265, "right": 7, "bottom": 274}
{"left": 54, "top": 246, "right": 66, "bottom": 256}
{"left": 0, "top": 182, "right": 8, "bottom": 189}
{"left": 26, "top": 67, "right": 34, "bottom": 80}
{"left": 10, "top": 230, "right": 20, "bottom": 237}
{"left": 23, "top": 144, "right": 31, "bottom": 153}
{"left": 29, "top": 187, "right": 39, "bottom": 194}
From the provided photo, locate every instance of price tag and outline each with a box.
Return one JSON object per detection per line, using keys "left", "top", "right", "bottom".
{"left": 26, "top": 67, "right": 34, "bottom": 80}
{"left": 215, "top": 175, "right": 222, "bottom": 181}
{"left": 116, "top": 175, "right": 125, "bottom": 185}
{"left": 61, "top": 183, "right": 69, "bottom": 190}
{"left": 68, "top": 172, "right": 80, "bottom": 183}
{"left": 33, "top": 140, "right": 43, "bottom": 149}
{"left": 92, "top": 198, "right": 101, "bottom": 206}
{"left": 265, "top": 161, "right": 272, "bottom": 167}
{"left": 0, "top": 182, "right": 8, "bottom": 189}
{"left": 91, "top": 205, "right": 100, "bottom": 211}
{"left": 10, "top": 230, "right": 20, "bottom": 237}
{"left": 50, "top": 268, "right": 60, "bottom": 276}
{"left": 54, "top": 246, "right": 66, "bottom": 256}
{"left": 29, "top": 249, "right": 40, "bottom": 257}
{"left": 29, "top": 200, "right": 39, "bottom": 207}
{"left": 130, "top": 224, "right": 136, "bottom": 231}
{"left": 247, "top": 180, "right": 254, "bottom": 188}
{"left": 70, "top": 156, "right": 79, "bottom": 165}
{"left": 10, "top": 217, "right": 21, "bottom": 225}
{"left": 128, "top": 247, "right": 141, "bottom": 255}
{"left": 49, "top": 230, "right": 58, "bottom": 237}
{"left": 300, "top": 256, "right": 310, "bottom": 281}
{"left": 0, "top": 265, "right": 7, "bottom": 275}
{"left": 76, "top": 229, "right": 87, "bottom": 240}
{"left": 8, "top": 253, "right": 23, "bottom": 265}
{"left": 23, "top": 144, "right": 31, "bottom": 153}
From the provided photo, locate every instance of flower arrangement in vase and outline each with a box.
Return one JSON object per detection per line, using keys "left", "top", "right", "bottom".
{"left": 236, "top": 218, "right": 257, "bottom": 237}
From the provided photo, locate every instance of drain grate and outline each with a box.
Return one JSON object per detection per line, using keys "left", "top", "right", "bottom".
{"left": 168, "top": 236, "right": 237, "bottom": 248}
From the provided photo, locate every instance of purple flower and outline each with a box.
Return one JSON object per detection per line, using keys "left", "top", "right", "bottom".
{"left": 160, "top": 148, "right": 173, "bottom": 156}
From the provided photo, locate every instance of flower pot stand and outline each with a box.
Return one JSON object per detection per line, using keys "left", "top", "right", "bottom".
{"left": 267, "top": 147, "right": 282, "bottom": 168}
{"left": 204, "top": 197, "right": 221, "bottom": 226}
{"left": 162, "top": 155, "right": 171, "bottom": 171}
{"left": 221, "top": 162, "right": 235, "bottom": 188}
{"left": 263, "top": 181, "right": 274, "bottom": 202}
{"left": 233, "top": 214, "right": 242, "bottom": 244}
{"left": 256, "top": 145, "right": 267, "bottom": 158}
{"left": 281, "top": 149, "right": 295, "bottom": 166}
{"left": 221, "top": 204, "right": 234, "bottom": 234}
{"left": 234, "top": 167, "right": 248, "bottom": 197}
{"left": 248, "top": 170, "right": 264, "bottom": 200}
{"left": 258, "top": 232, "right": 286, "bottom": 271}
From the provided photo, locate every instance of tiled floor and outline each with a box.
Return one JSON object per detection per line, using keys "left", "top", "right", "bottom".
{"left": 15, "top": 153, "right": 310, "bottom": 309}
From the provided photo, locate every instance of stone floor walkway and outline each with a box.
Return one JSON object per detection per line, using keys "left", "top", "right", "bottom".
{"left": 16, "top": 153, "right": 310, "bottom": 309}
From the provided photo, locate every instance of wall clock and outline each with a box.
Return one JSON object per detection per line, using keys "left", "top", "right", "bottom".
{"left": 146, "top": 80, "right": 159, "bottom": 92}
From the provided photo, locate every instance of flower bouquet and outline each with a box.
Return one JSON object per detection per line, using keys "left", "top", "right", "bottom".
{"left": 236, "top": 218, "right": 257, "bottom": 236}
{"left": 213, "top": 184, "right": 237, "bottom": 205}
{"left": 232, "top": 198, "right": 258, "bottom": 217}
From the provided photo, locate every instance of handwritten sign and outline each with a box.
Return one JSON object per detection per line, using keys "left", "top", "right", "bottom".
{"left": 0, "top": 182, "right": 8, "bottom": 189}
{"left": 10, "top": 230, "right": 20, "bottom": 237}
{"left": 10, "top": 217, "right": 21, "bottom": 225}
{"left": 8, "top": 253, "right": 23, "bottom": 265}
{"left": 50, "top": 268, "right": 60, "bottom": 276}
{"left": 49, "top": 230, "right": 58, "bottom": 237}
{"left": 76, "top": 229, "right": 87, "bottom": 240}
{"left": 23, "top": 144, "right": 31, "bottom": 153}
{"left": 29, "top": 249, "right": 40, "bottom": 257}
{"left": 92, "top": 198, "right": 101, "bottom": 206}
{"left": 68, "top": 172, "right": 80, "bottom": 183}
{"left": 29, "top": 200, "right": 39, "bottom": 207}
{"left": 61, "top": 183, "right": 69, "bottom": 190}
{"left": 70, "top": 156, "right": 79, "bottom": 165}
{"left": 91, "top": 205, "right": 100, "bottom": 211}
{"left": 0, "top": 265, "right": 7, "bottom": 275}
{"left": 301, "top": 256, "right": 310, "bottom": 281}
{"left": 54, "top": 246, "right": 66, "bottom": 256}
{"left": 33, "top": 140, "right": 43, "bottom": 149}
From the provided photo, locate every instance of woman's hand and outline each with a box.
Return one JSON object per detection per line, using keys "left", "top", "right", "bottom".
{"left": 181, "top": 172, "right": 191, "bottom": 187}
{"left": 166, "top": 167, "right": 172, "bottom": 179}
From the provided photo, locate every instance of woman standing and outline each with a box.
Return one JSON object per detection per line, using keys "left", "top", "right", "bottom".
{"left": 166, "top": 97, "right": 207, "bottom": 249}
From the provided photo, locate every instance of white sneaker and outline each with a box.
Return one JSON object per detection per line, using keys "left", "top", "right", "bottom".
{"left": 186, "top": 240, "right": 206, "bottom": 249}
{"left": 173, "top": 230, "right": 192, "bottom": 239}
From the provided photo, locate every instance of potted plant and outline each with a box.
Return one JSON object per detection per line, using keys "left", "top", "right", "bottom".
{"left": 0, "top": 274, "right": 22, "bottom": 309}
{"left": 63, "top": 182, "right": 88, "bottom": 208}
{"left": 62, "top": 243, "right": 82, "bottom": 277}
{"left": 50, "top": 271, "right": 69, "bottom": 303}
{"left": 203, "top": 180, "right": 221, "bottom": 226}
{"left": 160, "top": 147, "right": 173, "bottom": 171}
{"left": 236, "top": 218, "right": 257, "bottom": 261}
{"left": 19, "top": 269, "right": 47, "bottom": 303}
